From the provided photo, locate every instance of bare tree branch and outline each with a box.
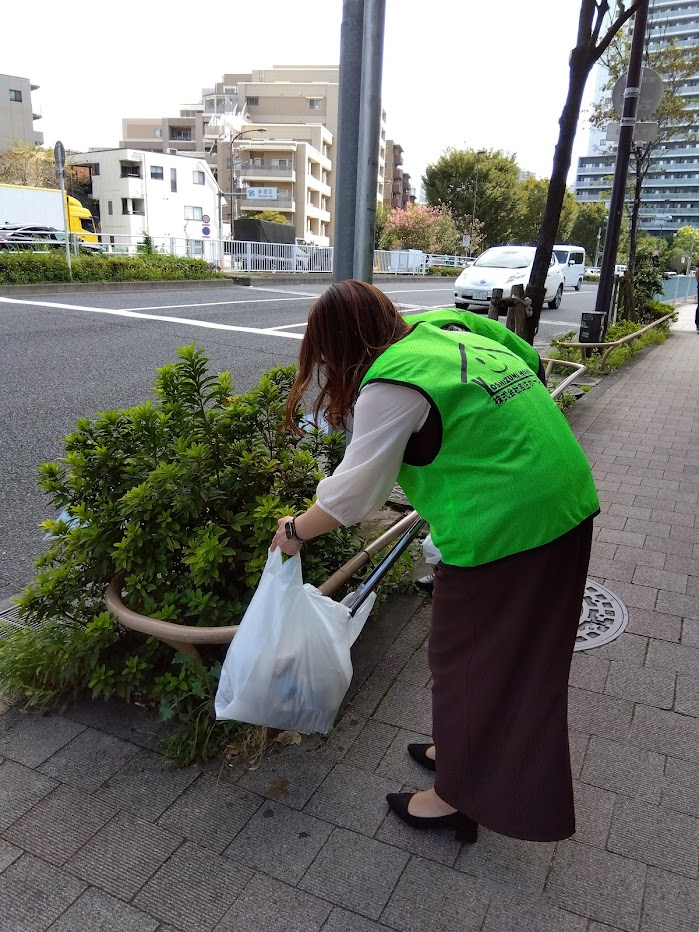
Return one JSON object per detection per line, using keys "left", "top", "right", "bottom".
{"left": 595, "top": 0, "right": 643, "bottom": 61}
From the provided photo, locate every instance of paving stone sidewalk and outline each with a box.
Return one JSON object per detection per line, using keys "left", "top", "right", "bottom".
{"left": 1, "top": 308, "right": 699, "bottom": 932}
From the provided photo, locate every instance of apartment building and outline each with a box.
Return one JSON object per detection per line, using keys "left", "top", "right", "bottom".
{"left": 574, "top": 0, "right": 699, "bottom": 236}
{"left": 68, "top": 148, "right": 222, "bottom": 258}
{"left": 383, "top": 140, "right": 416, "bottom": 210}
{"left": 120, "top": 65, "right": 387, "bottom": 245}
{"left": 0, "top": 74, "right": 43, "bottom": 149}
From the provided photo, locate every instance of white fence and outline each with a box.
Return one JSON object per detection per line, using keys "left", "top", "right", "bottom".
{"left": 0, "top": 231, "right": 471, "bottom": 276}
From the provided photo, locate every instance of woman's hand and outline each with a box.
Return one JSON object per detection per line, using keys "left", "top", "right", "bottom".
{"left": 270, "top": 516, "right": 304, "bottom": 555}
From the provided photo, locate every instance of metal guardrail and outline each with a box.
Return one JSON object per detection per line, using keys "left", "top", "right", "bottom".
{"left": 541, "top": 357, "right": 587, "bottom": 399}
{"left": 1, "top": 233, "right": 470, "bottom": 276}
{"left": 555, "top": 313, "right": 675, "bottom": 368}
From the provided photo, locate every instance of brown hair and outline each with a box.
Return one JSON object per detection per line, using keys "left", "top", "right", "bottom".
{"left": 286, "top": 279, "right": 408, "bottom": 433}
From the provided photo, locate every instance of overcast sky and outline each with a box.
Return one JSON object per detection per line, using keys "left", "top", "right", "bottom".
{"left": 5, "top": 0, "right": 600, "bottom": 188}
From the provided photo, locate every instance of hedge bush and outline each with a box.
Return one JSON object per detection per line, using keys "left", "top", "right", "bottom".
{"left": 0, "top": 252, "right": 223, "bottom": 284}
{"left": 0, "top": 346, "right": 415, "bottom": 765}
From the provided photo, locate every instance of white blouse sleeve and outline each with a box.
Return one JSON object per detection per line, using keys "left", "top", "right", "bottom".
{"left": 316, "top": 382, "right": 430, "bottom": 525}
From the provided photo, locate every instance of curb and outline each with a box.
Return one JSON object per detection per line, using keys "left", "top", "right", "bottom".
{"left": 0, "top": 274, "right": 455, "bottom": 297}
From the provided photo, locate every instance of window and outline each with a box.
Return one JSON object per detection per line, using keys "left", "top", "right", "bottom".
{"left": 185, "top": 206, "right": 203, "bottom": 220}
{"left": 107, "top": 200, "right": 113, "bottom": 216}
{"left": 155, "top": 128, "right": 163, "bottom": 138}
{"left": 171, "top": 168, "right": 177, "bottom": 193}
{"left": 246, "top": 96, "right": 259, "bottom": 107}
{"left": 193, "top": 170, "right": 205, "bottom": 185}
{"left": 187, "top": 239, "right": 204, "bottom": 256}
{"left": 120, "top": 164, "right": 142, "bottom": 178}
{"left": 308, "top": 98, "right": 322, "bottom": 110}
{"left": 9, "top": 88, "right": 22, "bottom": 102}
{"left": 271, "top": 158, "right": 291, "bottom": 168}
{"left": 151, "top": 165, "right": 164, "bottom": 180}
{"left": 170, "top": 129, "right": 192, "bottom": 141}
{"left": 91, "top": 164, "right": 100, "bottom": 176}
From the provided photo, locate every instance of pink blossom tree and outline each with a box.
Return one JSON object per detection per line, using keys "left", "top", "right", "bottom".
{"left": 380, "top": 203, "right": 462, "bottom": 255}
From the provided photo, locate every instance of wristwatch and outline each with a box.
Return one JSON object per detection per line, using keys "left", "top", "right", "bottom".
{"left": 284, "top": 517, "right": 305, "bottom": 542}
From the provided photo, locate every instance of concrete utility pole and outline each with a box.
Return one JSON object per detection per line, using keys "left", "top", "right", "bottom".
{"left": 595, "top": 0, "right": 650, "bottom": 328}
{"left": 333, "top": 0, "right": 365, "bottom": 282}
{"left": 353, "top": 0, "right": 386, "bottom": 283}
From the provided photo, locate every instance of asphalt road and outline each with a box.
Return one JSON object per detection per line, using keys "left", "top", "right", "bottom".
{"left": 0, "top": 278, "right": 598, "bottom": 602}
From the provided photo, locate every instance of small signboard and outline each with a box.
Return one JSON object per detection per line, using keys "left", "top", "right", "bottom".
{"left": 202, "top": 214, "right": 211, "bottom": 224}
{"left": 202, "top": 226, "right": 211, "bottom": 237}
{"left": 462, "top": 234, "right": 471, "bottom": 247}
{"left": 247, "top": 186, "right": 278, "bottom": 200}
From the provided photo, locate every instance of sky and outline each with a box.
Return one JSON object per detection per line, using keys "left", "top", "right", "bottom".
{"left": 4, "top": 0, "right": 601, "bottom": 189}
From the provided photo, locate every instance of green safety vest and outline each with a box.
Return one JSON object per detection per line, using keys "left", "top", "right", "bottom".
{"left": 360, "top": 322, "right": 599, "bottom": 567}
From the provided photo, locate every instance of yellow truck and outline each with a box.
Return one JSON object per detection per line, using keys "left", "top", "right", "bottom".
{"left": 0, "top": 183, "right": 98, "bottom": 243}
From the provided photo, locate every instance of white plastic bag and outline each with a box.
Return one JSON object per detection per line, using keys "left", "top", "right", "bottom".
{"left": 422, "top": 533, "right": 442, "bottom": 566}
{"left": 215, "top": 548, "right": 375, "bottom": 734}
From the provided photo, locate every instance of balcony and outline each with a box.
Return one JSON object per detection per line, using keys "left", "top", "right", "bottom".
{"left": 242, "top": 194, "right": 294, "bottom": 212}
{"left": 237, "top": 163, "right": 295, "bottom": 181}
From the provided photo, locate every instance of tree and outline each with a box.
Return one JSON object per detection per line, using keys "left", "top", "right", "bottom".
{"left": 0, "top": 142, "right": 58, "bottom": 188}
{"left": 524, "top": 0, "right": 644, "bottom": 344}
{"left": 667, "top": 225, "right": 698, "bottom": 272}
{"left": 510, "top": 178, "right": 579, "bottom": 245}
{"left": 374, "top": 201, "right": 389, "bottom": 250}
{"left": 423, "top": 149, "right": 522, "bottom": 248}
{"left": 380, "top": 203, "right": 462, "bottom": 255}
{"left": 569, "top": 201, "right": 609, "bottom": 261}
{"left": 591, "top": 34, "right": 699, "bottom": 279}
{"left": 247, "top": 210, "right": 288, "bottom": 223}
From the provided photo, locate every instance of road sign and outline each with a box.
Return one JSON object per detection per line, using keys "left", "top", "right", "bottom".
{"left": 462, "top": 234, "right": 471, "bottom": 247}
{"left": 202, "top": 226, "right": 211, "bottom": 236}
{"left": 605, "top": 121, "right": 659, "bottom": 143}
{"left": 612, "top": 67, "right": 664, "bottom": 120}
{"left": 202, "top": 214, "right": 210, "bottom": 224}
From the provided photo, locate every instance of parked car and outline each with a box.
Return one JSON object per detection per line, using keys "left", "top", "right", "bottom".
{"left": 586, "top": 267, "right": 601, "bottom": 276}
{"left": 553, "top": 244, "right": 586, "bottom": 291}
{"left": 663, "top": 270, "right": 678, "bottom": 279}
{"left": 0, "top": 224, "right": 104, "bottom": 254}
{"left": 453, "top": 245, "right": 565, "bottom": 312}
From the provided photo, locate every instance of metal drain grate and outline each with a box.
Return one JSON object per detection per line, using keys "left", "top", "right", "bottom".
{"left": 575, "top": 579, "right": 628, "bottom": 651}
{"left": 0, "top": 604, "right": 47, "bottom": 637}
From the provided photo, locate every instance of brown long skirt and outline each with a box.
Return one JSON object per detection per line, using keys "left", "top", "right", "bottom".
{"left": 429, "top": 517, "right": 593, "bottom": 842}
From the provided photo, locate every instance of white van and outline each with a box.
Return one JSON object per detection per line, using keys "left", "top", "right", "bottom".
{"left": 553, "top": 245, "right": 586, "bottom": 291}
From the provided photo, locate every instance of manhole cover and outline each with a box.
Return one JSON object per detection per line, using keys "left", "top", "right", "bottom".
{"left": 575, "top": 579, "right": 628, "bottom": 651}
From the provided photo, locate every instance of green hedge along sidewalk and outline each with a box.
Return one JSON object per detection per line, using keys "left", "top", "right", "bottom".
{"left": 0, "top": 252, "right": 224, "bottom": 284}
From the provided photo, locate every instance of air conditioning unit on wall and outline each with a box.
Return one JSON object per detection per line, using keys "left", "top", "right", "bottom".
{"left": 167, "top": 148, "right": 177, "bottom": 155}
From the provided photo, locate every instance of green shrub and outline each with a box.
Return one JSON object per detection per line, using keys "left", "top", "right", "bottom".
{"left": 0, "top": 252, "right": 223, "bottom": 284}
{"left": 0, "top": 346, "right": 414, "bottom": 764}
{"left": 426, "top": 265, "right": 460, "bottom": 277}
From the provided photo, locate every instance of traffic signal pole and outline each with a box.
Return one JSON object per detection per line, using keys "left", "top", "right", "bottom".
{"left": 595, "top": 0, "right": 649, "bottom": 327}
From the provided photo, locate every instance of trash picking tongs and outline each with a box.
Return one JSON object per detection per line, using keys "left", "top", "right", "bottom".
{"left": 319, "top": 510, "right": 425, "bottom": 616}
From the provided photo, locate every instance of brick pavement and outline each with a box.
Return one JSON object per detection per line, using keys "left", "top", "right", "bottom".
{"left": 1, "top": 310, "right": 698, "bottom": 931}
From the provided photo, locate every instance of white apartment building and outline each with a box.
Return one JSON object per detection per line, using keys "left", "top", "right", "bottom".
{"left": 120, "top": 65, "right": 387, "bottom": 245}
{"left": 0, "top": 74, "right": 43, "bottom": 149}
{"left": 575, "top": 0, "right": 699, "bottom": 236}
{"left": 68, "top": 148, "right": 222, "bottom": 258}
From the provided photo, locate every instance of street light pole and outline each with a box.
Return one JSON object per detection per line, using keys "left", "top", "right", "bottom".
{"left": 226, "top": 128, "right": 267, "bottom": 230}
{"left": 470, "top": 149, "right": 486, "bottom": 256}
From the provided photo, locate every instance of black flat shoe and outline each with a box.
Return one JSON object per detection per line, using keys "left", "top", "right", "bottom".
{"left": 386, "top": 792, "right": 478, "bottom": 843}
{"left": 408, "top": 743, "right": 436, "bottom": 773}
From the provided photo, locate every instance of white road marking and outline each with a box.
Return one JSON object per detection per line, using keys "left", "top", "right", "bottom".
{"left": 0, "top": 296, "right": 304, "bottom": 339}
{"left": 266, "top": 322, "right": 308, "bottom": 331}
{"left": 122, "top": 295, "right": 315, "bottom": 311}
{"left": 248, "top": 285, "right": 323, "bottom": 298}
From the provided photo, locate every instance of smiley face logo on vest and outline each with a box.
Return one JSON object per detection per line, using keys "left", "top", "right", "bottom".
{"left": 472, "top": 345, "right": 512, "bottom": 374}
